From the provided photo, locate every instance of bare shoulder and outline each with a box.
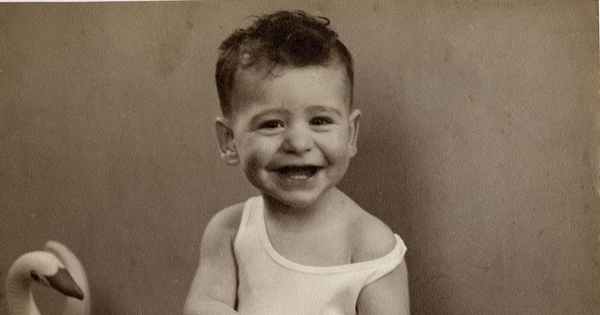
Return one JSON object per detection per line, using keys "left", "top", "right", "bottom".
{"left": 185, "top": 202, "right": 245, "bottom": 314}
{"left": 202, "top": 202, "right": 245, "bottom": 244}
{"left": 349, "top": 206, "right": 397, "bottom": 263}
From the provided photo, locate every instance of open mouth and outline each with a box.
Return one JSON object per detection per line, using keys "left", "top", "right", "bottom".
{"left": 275, "top": 165, "right": 322, "bottom": 180}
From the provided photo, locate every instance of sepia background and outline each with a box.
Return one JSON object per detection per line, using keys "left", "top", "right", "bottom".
{"left": 1, "top": 1, "right": 598, "bottom": 314}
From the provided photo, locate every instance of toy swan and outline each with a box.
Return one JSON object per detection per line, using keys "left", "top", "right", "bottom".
{"left": 5, "top": 241, "right": 90, "bottom": 315}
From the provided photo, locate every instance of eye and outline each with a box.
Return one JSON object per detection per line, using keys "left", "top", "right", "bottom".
{"left": 258, "top": 120, "right": 284, "bottom": 129}
{"left": 31, "top": 271, "right": 40, "bottom": 281}
{"left": 310, "top": 116, "right": 334, "bottom": 126}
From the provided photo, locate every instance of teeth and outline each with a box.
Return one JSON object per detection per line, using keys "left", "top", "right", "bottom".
{"left": 277, "top": 166, "right": 319, "bottom": 179}
{"left": 289, "top": 174, "right": 309, "bottom": 179}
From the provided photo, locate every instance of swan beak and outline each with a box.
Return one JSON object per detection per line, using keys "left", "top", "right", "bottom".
{"left": 46, "top": 267, "right": 85, "bottom": 300}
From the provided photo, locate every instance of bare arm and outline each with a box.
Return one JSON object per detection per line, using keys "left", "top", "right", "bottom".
{"left": 356, "top": 260, "right": 410, "bottom": 315}
{"left": 352, "top": 209, "right": 410, "bottom": 315}
{"left": 183, "top": 205, "right": 243, "bottom": 315}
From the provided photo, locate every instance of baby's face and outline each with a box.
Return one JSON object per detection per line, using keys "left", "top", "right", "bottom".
{"left": 222, "top": 65, "right": 360, "bottom": 209}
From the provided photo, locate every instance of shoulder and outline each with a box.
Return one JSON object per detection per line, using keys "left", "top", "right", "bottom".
{"left": 201, "top": 202, "right": 245, "bottom": 247}
{"left": 186, "top": 203, "right": 245, "bottom": 313}
{"left": 209, "top": 202, "right": 245, "bottom": 230}
{"left": 348, "top": 207, "right": 397, "bottom": 263}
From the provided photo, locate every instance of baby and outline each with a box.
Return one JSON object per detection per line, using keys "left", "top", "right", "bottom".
{"left": 184, "top": 10, "right": 409, "bottom": 315}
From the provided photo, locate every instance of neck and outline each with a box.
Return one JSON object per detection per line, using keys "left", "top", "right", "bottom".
{"left": 5, "top": 277, "right": 41, "bottom": 315}
{"left": 262, "top": 187, "right": 343, "bottom": 230}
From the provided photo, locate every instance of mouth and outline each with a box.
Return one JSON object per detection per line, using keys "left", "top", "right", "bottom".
{"left": 274, "top": 165, "right": 322, "bottom": 180}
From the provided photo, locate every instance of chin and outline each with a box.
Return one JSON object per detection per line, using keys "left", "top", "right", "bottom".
{"left": 264, "top": 191, "right": 322, "bottom": 209}
{"left": 283, "top": 198, "right": 318, "bottom": 209}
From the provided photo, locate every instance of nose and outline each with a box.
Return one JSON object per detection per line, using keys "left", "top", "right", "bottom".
{"left": 281, "top": 123, "right": 313, "bottom": 154}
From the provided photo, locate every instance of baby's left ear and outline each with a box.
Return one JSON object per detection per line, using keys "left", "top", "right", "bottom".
{"left": 348, "top": 109, "right": 361, "bottom": 157}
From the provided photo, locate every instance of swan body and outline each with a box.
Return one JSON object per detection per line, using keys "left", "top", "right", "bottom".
{"left": 5, "top": 241, "right": 89, "bottom": 315}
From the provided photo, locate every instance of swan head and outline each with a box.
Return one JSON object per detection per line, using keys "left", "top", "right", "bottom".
{"left": 6, "top": 251, "right": 85, "bottom": 300}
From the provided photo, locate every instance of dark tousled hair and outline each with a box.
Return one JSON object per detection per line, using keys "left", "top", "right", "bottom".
{"left": 216, "top": 10, "right": 354, "bottom": 116}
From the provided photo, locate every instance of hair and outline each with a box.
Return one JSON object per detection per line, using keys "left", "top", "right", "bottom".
{"left": 215, "top": 10, "right": 354, "bottom": 117}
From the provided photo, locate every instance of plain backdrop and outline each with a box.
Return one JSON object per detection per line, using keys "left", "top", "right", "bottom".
{"left": 1, "top": 1, "right": 598, "bottom": 314}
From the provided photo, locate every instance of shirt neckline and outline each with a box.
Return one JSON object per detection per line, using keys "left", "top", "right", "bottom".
{"left": 253, "top": 196, "right": 402, "bottom": 274}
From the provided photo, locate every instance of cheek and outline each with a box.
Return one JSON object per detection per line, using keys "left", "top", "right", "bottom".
{"left": 320, "top": 131, "right": 352, "bottom": 157}
{"left": 241, "top": 152, "right": 277, "bottom": 191}
{"left": 243, "top": 155, "right": 262, "bottom": 180}
{"left": 238, "top": 140, "right": 276, "bottom": 171}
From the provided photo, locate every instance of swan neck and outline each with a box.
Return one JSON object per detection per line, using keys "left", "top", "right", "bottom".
{"left": 6, "top": 276, "right": 41, "bottom": 315}
{"left": 6, "top": 288, "right": 41, "bottom": 315}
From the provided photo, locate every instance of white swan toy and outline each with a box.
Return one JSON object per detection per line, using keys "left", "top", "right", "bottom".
{"left": 5, "top": 241, "right": 90, "bottom": 315}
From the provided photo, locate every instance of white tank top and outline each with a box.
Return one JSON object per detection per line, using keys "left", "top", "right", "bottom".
{"left": 234, "top": 196, "right": 407, "bottom": 315}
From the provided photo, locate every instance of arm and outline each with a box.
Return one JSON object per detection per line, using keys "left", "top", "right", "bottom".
{"left": 183, "top": 205, "right": 243, "bottom": 315}
{"left": 356, "top": 260, "right": 410, "bottom": 315}
{"left": 351, "top": 210, "right": 410, "bottom": 315}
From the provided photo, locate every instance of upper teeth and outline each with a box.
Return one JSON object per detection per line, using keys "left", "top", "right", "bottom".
{"left": 278, "top": 166, "right": 317, "bottom": 179}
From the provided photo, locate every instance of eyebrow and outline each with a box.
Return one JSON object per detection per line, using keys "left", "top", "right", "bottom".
{"left": 305, "top": 105, "right": 344, "bottom": 117}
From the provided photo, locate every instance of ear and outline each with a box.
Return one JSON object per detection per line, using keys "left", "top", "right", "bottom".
{"left": 348, "top": 109, "right": 361, "bottom": 157}
{"left": 215, "top": 117, "right": 240, "bottom": 166}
